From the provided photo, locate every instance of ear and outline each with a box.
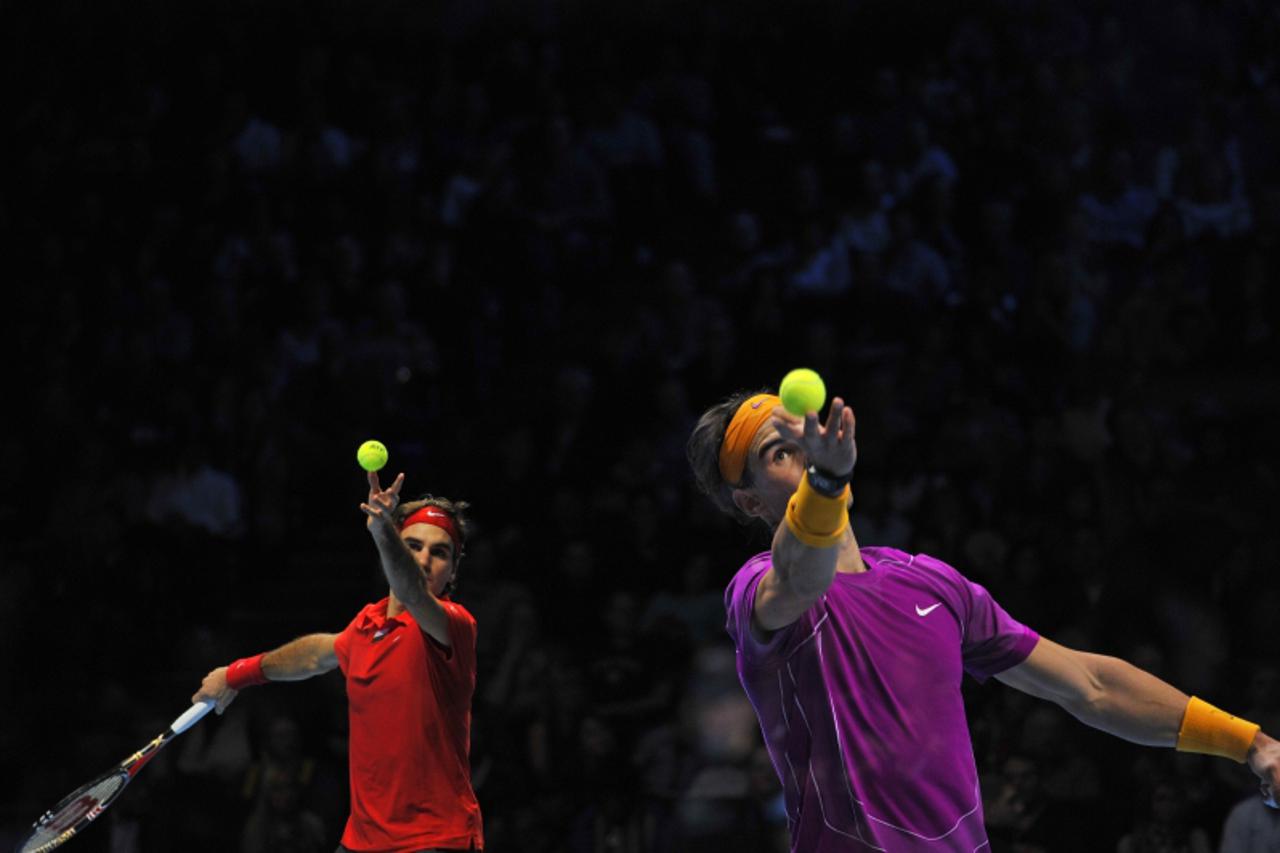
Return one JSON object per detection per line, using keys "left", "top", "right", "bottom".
{"left": 441, "top": 562, "right": 459, "bottom": 598}
{"left": 731, "top": 486, "right": 767, "bottom": 520}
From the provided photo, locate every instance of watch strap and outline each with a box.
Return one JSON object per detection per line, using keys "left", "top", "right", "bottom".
{"left": 806, "top": 464, "right": 852, "bottom": 497}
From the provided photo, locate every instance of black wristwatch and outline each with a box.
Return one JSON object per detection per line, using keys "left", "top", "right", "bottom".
{"left": 806, "top": 464, "right": 852, "bottom": 497}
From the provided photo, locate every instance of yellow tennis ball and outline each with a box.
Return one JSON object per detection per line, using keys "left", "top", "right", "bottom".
{"left": 357, "top": 440, "right": 388, "bottom": 472}
{"left": 779, "top": 368, "right": 826, "bottom": 416}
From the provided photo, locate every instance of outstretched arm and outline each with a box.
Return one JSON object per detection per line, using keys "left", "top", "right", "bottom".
{"left": 193, "top": 633, "right": 339, "bottom": 714}
{"left": 996, "top": 637, "right": 1280, "bottom": 806}
{"left": 753, "top": 400, "right": 860, "bottom": 635}
{"left": 995, "top": 637, "right": 1187, "bottom": 744}
{"left": 360, "top": 471, "right": 452, "bottom": 647}
{"left": 260, "top": 633, "right": 340, "bottom": 681}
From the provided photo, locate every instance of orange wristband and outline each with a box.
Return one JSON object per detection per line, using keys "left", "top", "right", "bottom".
{"left": 1176, "top": 696, "right": 1260, "bottom": 763}
{"left": 784, "top": 472, "right": 850, "bottom": 548}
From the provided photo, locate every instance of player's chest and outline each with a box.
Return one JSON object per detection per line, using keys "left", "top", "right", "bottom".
{"left": 821, "top": 584, "right": 964, "bottom": 685}
{"left": 345, "top": 623, "right": 426, "bottom": 687}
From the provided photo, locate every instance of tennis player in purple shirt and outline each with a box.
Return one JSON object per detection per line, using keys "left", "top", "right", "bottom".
{"left": 687, "top": 388, "right": 1280, "bottom": 852}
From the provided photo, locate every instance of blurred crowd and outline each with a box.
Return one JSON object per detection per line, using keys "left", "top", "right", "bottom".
{"left": 5, "top": 0, "right": 1280, "bottom": 851}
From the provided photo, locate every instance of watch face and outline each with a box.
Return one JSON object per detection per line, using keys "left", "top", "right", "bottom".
{"left": 807, "top": 465, "right": 846, "bottom": 493}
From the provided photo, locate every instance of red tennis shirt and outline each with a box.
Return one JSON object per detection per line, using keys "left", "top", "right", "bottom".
{"left": 334, "top": 597, "right": 484, "bottom": 852}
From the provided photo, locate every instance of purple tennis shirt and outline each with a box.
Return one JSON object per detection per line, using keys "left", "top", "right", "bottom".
{"left": 724, "top": 546, "right": 1039, "bottom": 852}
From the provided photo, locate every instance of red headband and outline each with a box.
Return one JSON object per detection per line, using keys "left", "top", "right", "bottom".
{"left": 399, "top": 506, "right": 461, "bottom": 551}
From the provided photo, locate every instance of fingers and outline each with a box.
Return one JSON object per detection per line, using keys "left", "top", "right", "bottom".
{"left": 366, "top": 471, "right": 404, "bottom": 508}
{"left": 774, "top": 396, "right": 856, "bottom": 473}
{"left": 193, "top": 686, "right": 235, "bottom": 715}
{"left": 770, "top": 405, "right": 804, "bottom": 439}
{"left": 824, "top": 398, "right": 844, "bottom": 438}
{"left": 361, "top": 503, "right": 397, "bottom": 529}
{"left": 380, "top": 474, "right": 405, "bottom": 511}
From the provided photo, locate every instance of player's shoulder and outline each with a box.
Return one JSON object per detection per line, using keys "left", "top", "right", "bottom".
{"left": 733, "top": 550, "right": 773, "bottom": 578}
{"left": 441, "top": 598, "right": 477, "bottom": 626}
{"left": 723, "top": 550, "right": 772, "bottom": 598}
{"left": 861, "top": 547, "right": 969, "bottom": 585}
{"left": 348, "top": 597, "right": 389, "bottom": 626}
{"left": 858, "top": 545, "right": 914, "bottom": 567}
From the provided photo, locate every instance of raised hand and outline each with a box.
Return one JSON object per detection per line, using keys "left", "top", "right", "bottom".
{"left": 360, "top": 470, "right": 405, "bottom": 535}
{"left": 771, "top": 397, "right": 857, "bottom": 477}
{"left": 1248, "top": 732, "right": 1280, "bottom": 809}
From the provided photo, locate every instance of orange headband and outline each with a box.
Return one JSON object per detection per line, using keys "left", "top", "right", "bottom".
{"left": 718, "top": 394, "right": 781, "bottom": 486}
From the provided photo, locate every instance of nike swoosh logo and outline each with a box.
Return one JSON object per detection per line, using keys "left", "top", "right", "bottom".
{"left": 751, "top": 400, "right": 765, "bottom": 409}
{"left": 915, "top": 603, "right": 942, "bottom": 616}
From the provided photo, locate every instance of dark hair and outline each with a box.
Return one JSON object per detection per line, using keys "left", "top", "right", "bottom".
{"left": 395, "top": 495, "right": 471, "bottom": 596}
{"left": 685, "top": 388, "right": 770, "bottom": 523}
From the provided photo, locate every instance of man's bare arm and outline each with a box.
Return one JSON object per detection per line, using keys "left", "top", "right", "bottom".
{"left": 995, "top": 637, "right": 1187, "bottom": 745}
{"left": 261, "top": 633, "right": 340, "bottom": 681}
{"left": 193, "top": 633, "right": 339, "bottom": 713}
{"left": 367, "top": 520, "right": 451, "bottom": 647}
{"left": 997, "top": 637, "right": 1280, "bottom": 806}
{"left": 754, "top": 526, "right": 848, "bottom": 635}
{"left": 754, "top": 400, "right": 859, "bottom": 636}
{"left": 361, "top": 471, "right": 451, "bottom": 647}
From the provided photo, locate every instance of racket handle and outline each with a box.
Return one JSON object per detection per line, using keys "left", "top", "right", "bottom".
{"left": 170, "top": 700, "right": 216, "bottom": 734}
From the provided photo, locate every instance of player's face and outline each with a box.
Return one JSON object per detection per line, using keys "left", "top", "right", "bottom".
{"left": 743, "top": 420, "right": 806, "bottom": 524}
{"left": 400, "top": 523, "right": 457, "bottom": 598}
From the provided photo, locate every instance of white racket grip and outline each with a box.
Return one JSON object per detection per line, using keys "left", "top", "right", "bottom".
{"left": 171, "top": 700, "right": 216, "bottom": 734}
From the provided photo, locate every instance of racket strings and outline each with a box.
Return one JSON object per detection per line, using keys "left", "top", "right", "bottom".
{"left": 21, "top": 774, "right": 126, "bottom": 852}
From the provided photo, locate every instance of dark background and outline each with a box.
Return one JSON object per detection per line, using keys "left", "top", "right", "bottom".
{"left": 4, "top": 0, "right": 1280, "bottom": 851}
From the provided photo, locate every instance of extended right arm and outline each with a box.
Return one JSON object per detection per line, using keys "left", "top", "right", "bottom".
{"left": 193, "top": 633, "right": 339, "bottom": 713}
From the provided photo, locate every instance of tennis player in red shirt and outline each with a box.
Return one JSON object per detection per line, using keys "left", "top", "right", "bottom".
{"left": 194, "top": 471, "right": 484, "bottom": 853}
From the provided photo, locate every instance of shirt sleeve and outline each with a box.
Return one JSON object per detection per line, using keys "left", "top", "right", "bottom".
{"left": 913, "top": 552, "right": 1039, "bottom": 682}
{"left": 724, "top": 553, "right": 826, "bottom": 670}
{"left": 333, "top": 612, "right": 361, "bottom": 676}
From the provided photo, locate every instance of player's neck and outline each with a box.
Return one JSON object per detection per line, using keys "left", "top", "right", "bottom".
{"left": 387, "top": 593, "right": 405, "bottom": 617}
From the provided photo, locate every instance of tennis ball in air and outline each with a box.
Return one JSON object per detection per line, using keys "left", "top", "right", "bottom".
{"left": 779, "top": 368, "right": 826, "bottom": 416}
{"left": 357, "top": 440, "right": 388, "bottom": 472}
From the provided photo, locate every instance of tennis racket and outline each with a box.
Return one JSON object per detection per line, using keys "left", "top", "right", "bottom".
{"left": 16, "top": 700, "right": 215, "bottom": 853}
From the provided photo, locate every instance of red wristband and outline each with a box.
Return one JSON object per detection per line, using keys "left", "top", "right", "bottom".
{"left": 226, "top": 653, "right": 269, "bottom": 690}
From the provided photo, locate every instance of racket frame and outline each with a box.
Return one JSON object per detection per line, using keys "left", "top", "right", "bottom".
{"left": 17, "top": 701, "right": 214, "bottom": 853}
